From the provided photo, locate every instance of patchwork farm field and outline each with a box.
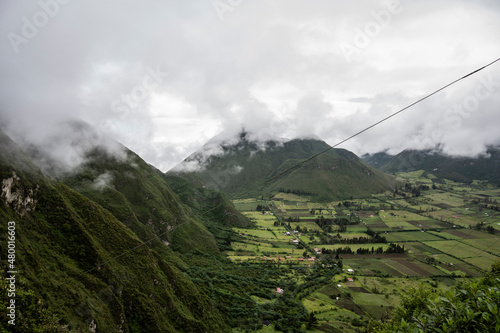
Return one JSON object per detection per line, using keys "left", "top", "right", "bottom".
{"left": 384, "top": 231, "right": 443, "bottom": 242}
{"left": 227, "top": 171, "right": 500, "bottom": 332}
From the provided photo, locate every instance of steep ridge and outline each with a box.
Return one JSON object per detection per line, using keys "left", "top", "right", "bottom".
{"left": 0, "top": 129, "right": 229, "bottom": 332}
{"left": 161, "top": 174, "right": 252, "bottom": 251}
{"left": 170, "top": 131, "right": 398, "bottom": 202}
{"left": 62, "top": 146, "right": 220, "bottom": 255}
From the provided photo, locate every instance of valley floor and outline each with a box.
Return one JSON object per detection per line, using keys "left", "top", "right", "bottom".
{"left": 227, "top": 171, "right": 500, "bottom": 332}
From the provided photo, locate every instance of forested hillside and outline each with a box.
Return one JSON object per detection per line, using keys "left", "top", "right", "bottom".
{"left": 0, "top": 129, "right": 231, "bottom": 332}
{"left": 171, "top": 131, "right": 398, "bottom": 202}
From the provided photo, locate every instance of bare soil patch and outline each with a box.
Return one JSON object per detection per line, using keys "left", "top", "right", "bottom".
{"left": 445, "top": 229, "right": 477, "bottom": 239}
{"left": 337, "top": 298, "right": 366, "bottom": 316}
{"left": 348, "top": 287, "right": 370, "bottom": 293}
{"left": 434, "top": 203, "right": 450, "bottom": 209}
{"left": 393, "top": 258, "right": 434, "bottom": 276}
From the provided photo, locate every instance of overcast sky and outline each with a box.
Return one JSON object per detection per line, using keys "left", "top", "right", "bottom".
{"left": 1, "top": 0, "right": 500, "bottom": 172}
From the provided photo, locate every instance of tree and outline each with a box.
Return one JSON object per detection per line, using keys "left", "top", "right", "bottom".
{"left": 368, "top": 262, "right": 500, "bottom": 332}
{"left": 306, "top": 311, "right": 319, "bottom": 330}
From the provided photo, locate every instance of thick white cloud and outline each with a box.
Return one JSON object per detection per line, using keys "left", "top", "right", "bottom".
{"left": 1, "top": 0, "right": 499, "bottom": 171}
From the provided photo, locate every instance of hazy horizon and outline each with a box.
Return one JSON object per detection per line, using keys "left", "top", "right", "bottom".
{"left": 1, "top": 0, "right": 500, "bottom": 172}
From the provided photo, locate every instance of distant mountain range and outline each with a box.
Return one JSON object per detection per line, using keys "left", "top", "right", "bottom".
{"left": 169, "top": 130, "right": 398, "bottom": 201}
{"left": 362, "top": 146, "right": 500, "bottom": 185}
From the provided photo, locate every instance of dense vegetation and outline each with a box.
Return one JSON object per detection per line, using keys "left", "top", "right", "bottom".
{"left": 370, "top": 263, "right": 500, "bottom": 332}
{"left": 0, "top": 130, "right": 229, "bottom": 332}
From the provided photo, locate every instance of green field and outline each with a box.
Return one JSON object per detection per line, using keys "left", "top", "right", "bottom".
{"left": 385, "top": 231, "right": 443, "bottom": 242}
{"left": 427, "top": 192, "right": 467, "bottom": 207}
{"left": 226, "top": 171, "right": 500, "bottom": 332}
{"left": 232, "top": 198, "right": 265, "bottom": 211}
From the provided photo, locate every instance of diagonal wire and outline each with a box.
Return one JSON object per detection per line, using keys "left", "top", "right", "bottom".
{"left": 260, "top": 57, "right": 500, "bottom": 186}
{"left": 55, "top": 57, "right": 500, "bottom": 286}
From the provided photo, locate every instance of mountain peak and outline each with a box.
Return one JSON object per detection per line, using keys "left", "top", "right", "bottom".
{"left": 169, "top": 132, "right": 397, "bottom": 201}
{"left": 205, "top": 128, "right": 288, "bottom": 147}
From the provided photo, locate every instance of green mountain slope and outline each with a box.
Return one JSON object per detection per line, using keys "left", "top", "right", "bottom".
{"left": 62, "top": 147, "right": 219, "bottom": 255}
{"left": 160, "top": 174, "right": 252, "bottom": 251}
{"left": 363, "top": 147, "right": 500, "bottom": 185}
{"left": 0, "top": 129, "right": 229, "bottom": 332}
{"left": 161, "top": 174, "right": 250, "bottom": 227}
{"left": 170, "top": 132, "right": 398, "bottom": 202}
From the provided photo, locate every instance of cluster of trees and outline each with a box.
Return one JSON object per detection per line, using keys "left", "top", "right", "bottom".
{"left": 337, "top": 200, "right": 359, "bottom": 208}
{"left": 465, "top": 197, "right": 500, "bottom": 211}
{"left": 312, "top": 216, "right": 359, "bottom": 232}
{"left": 314, "top": 216, "right": 334, "bottom": 229}
{"left": 256, "top": 204, "right": 269, "bottom": 211}
{"left": 469, "top": 197, "right": 499, "bottom": 205}
{"left": 309, "top": 208, "right": 334, "bottom": 215}
{"left": 312, "top": 233, "right": 387, "bottom": 245}
{"left": 320, "top": 243, "right": 405, "bottom": 255}
{"left": 472, "top": 222, "right": 497, "bottom": 234}
{"left": 366, "top": 228, "right": 387, "bottom": 241}
{"left": 278, "top": 188, "right": 315, "bottom": 196}
{"left": 286, "top": 223, "right": 309, "bottom": 234}
{"left": 394, "top": 183, "right": 434, "bottom": 197}
{"left": 336, "top": 235, "right": 387, "bottom": 244}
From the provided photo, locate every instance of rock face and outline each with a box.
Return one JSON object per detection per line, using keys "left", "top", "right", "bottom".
{"left": 1, "top": 171, "right": 38, "bottom": 216}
